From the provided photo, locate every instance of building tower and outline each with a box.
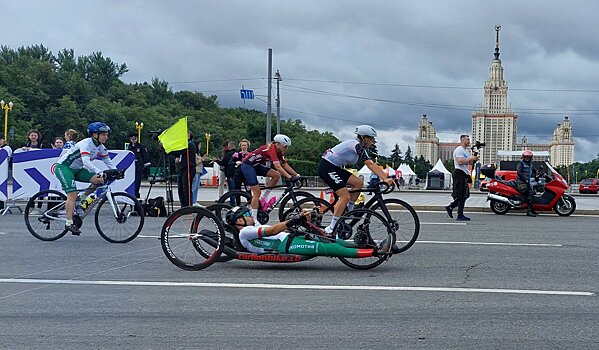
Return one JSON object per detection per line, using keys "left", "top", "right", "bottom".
{"left": 471, "top": 24, "right": 518, "bottom": 164}
{"left": 415, "top": 114, "right": 439, "bottom": 163}
{"left": 550, "top": 116, "right": 575, "bottom": 167}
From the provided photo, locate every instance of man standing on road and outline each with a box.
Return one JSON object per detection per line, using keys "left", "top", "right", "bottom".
{"left": 445, "top": 134, "right": 478, "bottom": 221}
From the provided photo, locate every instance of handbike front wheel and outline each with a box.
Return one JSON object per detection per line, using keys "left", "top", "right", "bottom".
{"left": 161, "top": 207, "right": 226, "bottom": 270}
{"left": 337, "top": 208, "right": 395, "bottom": 270}
{"left": 369, "top": 198, "right": 420, "bottom": 253}
{"left": 24, "top": 190, "right": 68, "bottom": 241}
{"left": 95, "top": 191, "right": 145, "bottom": 243}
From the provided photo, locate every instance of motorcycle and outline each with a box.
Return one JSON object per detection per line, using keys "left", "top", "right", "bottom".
{"left": 482, "top": 161, "right": 576, "bottom": 216}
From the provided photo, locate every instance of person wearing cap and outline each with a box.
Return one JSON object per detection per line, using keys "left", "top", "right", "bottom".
{"left": 127, "top": 132, "right": 151, "bottom": 198}
{"left": 517, "top": 149, "right": 538, "bottom": 217}
{"left": 240, "top": 134, "right": 300, "bottom": 224}
{"left": 318, "top": 125, "right": 394, "bottom": 236}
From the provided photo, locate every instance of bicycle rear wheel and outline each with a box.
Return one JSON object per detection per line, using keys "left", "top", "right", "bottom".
{"left": 161, "top": 207, "right": 225, "bottom": 270}
{"left": 24, "top": 190, "right": 68, "bottom": 241}
{"left": 369, "top": 198, "right": 419, "bottom": 253}
{"left": 95, "top": 191, "right": 145, "bottom": 243}
{"left": 337, "top": 208, "right": 394, "bottom": 270}
{"left": 276, "top": 191, "right": 314, "bottom": 222}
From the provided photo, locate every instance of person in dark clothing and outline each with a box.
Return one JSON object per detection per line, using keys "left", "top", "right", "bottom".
{"left": 517, "top": 149, "right": 538, "bottom": 217}
{"left": 171, "top": 131, "right": 197, "bottom": 207}
{"left": 445, "top": 134, "right": 478, "bottom": 221}
{"left": 127, "top": 133, "right": 151, "bottom": 198}
{"left": 214, "top": 140, "right": 237, "bottom": 205}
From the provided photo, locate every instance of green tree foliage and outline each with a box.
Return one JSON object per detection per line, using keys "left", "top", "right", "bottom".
{"left": 413, "top": 155, "right": 432, "bottom": 179}
{"left": 403, "top": 145, "right": 414, "bottom": 168}
{"left": 389, "top": 143, "right": 403, "bottom": 167}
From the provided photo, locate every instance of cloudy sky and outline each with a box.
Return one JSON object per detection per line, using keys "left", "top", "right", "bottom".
{"left": 3, "top": 0, "right": 599, "bottom": 162}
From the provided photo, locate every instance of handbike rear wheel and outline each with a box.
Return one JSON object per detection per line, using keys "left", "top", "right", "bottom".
{"left": 161, "top": 207, "right": 226, "bottom": 270}
{"left": 369, "top": 198, "right": 419, "bottom": 253}
{"left": 24, "top": 190, "right": 68, "bottom": 241}
{"left": 337, "top": 208, "right": 395, "bottom": 270}
{"left": 95, "top": 192, "right": 145, "bottom": 243}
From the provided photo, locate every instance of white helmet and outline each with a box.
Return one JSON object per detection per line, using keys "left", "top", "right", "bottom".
{"left": 273, "top": 134, "right": 291, "bottom": 147}
{"left": 354, "top": 125, "right": 377, "bottom": 137}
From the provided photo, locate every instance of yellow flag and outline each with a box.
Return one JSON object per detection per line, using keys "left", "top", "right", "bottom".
{"left": 158, "top": 117, "right": 188, "bottom": 153}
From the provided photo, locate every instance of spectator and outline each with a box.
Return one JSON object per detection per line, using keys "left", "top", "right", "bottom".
{"left": 0, "top": 132, "right": 6, "bottom": 148}
{"left": 445, "top": 134, "right": 478, "bottom": 221}
{"left": 63, "top": 129, "right": 79, "bottom": 149}
{"left": 191, "top": 140, "right": 208, "bottom": 205}
{"left": 171, "top": 131, "right": 197, "bottom": 207}
{"left": 214, "top": 140, "right": 237, "bottom": 205}
{"left": 127, "top": 132, "right": 151, "bottom": 198}
{"left": 21, "top": 129, "right": 44, "bottom": 150}
{"left": 52, "top": 137, "right": 65, "bottom": 149}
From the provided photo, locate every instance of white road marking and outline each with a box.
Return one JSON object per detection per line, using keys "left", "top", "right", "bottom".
{"left": 416, "top": 240, "right": 563, "bottom": 247}
{"left": 0, "top": 278, "right": 593, "bottom": 296}
{"left": 0, "top": 232, "right": 7, "bottom": 235}
{"left": 421, "top": 222, "right": 468, "bottom": 225}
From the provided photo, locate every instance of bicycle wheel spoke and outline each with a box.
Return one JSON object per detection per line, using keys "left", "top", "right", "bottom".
{"left": 24, "top": 190, "right": 68, "bottom": 241}
{"left": 95, "top": 192, "right": 144, "bottom": 243}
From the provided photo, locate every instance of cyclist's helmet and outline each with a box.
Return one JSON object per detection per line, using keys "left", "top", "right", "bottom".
{"left": 354, "top": 125, "right": 377, "bottom": 137}
{"left": 273, "top": 134, "right": 291, "bottom": 147}
{"left": 522, "top": 150, "right": 533, "bottom": 159}
{"left": 225, "top": 206, "right": 251, "bottom": 226}
{"left": 87, "top": 122, "right": 111, "bottom": 135}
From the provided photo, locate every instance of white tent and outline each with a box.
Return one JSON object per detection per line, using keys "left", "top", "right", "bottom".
{"left": 426, "top": 159, "right": 452, "bottom": 189}
{"left": 397, "top": 164, "right": 417, "bottom": 185}
{"left": 357, "top": 165, "right": 372, "bottom": 185}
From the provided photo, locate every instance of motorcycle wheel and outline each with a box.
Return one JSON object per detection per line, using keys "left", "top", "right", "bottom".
{"left": 553, "top": 195, "right": 576, "bottom": 216}
{"left": 490, "top": 199, "right": 510, "bottom": 215}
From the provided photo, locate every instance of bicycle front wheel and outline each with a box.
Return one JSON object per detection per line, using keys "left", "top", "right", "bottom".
{"left": 24, "top": 190, "right": 69, "bottom": 241}
{"left": 337, "top": 208, "right": 395, "bottom": 270}
{"left": 95, "top": 191, "right": 145, "bottom": 243}
{"left": 369, "top": 198, "right": 420, "bottom": 253}
{"left": 161, "top": 207, "right": 225, "bottom": 270}
{"left": 217, "top": 190, "right": 251, "bottom": 207}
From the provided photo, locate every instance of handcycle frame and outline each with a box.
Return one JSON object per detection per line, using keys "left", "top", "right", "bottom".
{"left": 24, "top": 170, "right": 145, "bottom": 243}
{"left": 217, "top": 177, "right": 313, "bottom": 224}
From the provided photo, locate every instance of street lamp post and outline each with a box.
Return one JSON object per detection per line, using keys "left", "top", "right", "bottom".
{"left": 135, "top": 121, "right": 144, "bottom": 142}
{"left": 1, "top": 100, "right": 14, "bottom": 142}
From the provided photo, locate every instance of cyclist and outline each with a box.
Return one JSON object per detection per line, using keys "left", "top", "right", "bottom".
{"left": 318, "top": 125, "right": 394, "bottom": 235}
{"left": 240, "top": 134, "right": 300, "bottom": 224}
{"left": 55, "top": 122, "right": 117, "bottom": 235}
{"left": 225, "top": 206, "right": 392, "bottom": 256}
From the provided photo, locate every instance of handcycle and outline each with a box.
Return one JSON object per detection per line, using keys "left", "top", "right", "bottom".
{"left": 216, "top": 176, "right": 314, "bottom": 224}
{"left": 24, "top": 169, "right": 145, "bottom": 243}
{"left": 283, "top": 181, "right": 420, "bottom": 253}
{"left": 160, "top": 204, "right": 396, "bottom": 271}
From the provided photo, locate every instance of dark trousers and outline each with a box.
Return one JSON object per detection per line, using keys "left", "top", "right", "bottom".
{"left": 448, "top": 170, "right": 470, "bottom": 216}
{"left": 226, "top": 177, "right": 236, "bottom": 205}
{"left": 134, "top": 164, "right": 144, "bottom": 198}
{"left": 177, "top": 168, "right": 196, "bottom": 207}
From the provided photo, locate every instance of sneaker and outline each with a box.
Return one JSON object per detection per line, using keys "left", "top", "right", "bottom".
{"left": 445, "top": 205, "right": 453, "bottom": 219}
{"left": 65, "top": 224, "right": 81, "bottom": 236}
{"left": 456, "top": 215, "right": 471, "bottom": 221}
{"left": 324, "top": 225, "right": 335, "bottom": 237}
{"left": 377, "top": 237, "right": 392, "bottom": 254}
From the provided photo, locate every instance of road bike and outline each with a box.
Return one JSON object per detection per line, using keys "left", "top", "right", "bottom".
{"left": 160, "top": 205, "right": 395, "bottom": 271}
{"left": 216, "top": 177, "right": 314, "bottom": 224}
{"left": 285, "top": 182, "right": 420, "bottom": 253}
{"left": 24, "top": 169, "right": 145, "bottom": 243}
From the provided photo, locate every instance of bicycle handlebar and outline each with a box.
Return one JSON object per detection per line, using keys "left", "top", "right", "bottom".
{"left": 260, "top": 176, "right": 306, "bottom": 191}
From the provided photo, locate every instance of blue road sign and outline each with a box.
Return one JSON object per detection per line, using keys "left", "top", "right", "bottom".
{"left": 240, "top": 89, "right": 254, "bottom": 100}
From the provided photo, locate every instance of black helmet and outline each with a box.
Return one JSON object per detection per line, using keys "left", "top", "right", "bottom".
{"left": 225, "top": 206, "right": 251, "bottom": 225}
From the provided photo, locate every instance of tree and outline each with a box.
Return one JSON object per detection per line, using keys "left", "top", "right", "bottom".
{"left": 413, "top": 155, "right": 432, "bottom": 179}
{"left": 404, "top": 145, "right": 414, "bottom": 168}
{"left": 389, "top": 143, "right": 403, "bottom": 167}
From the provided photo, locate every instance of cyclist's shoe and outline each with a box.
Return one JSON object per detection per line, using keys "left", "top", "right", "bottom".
{"left": 324, "top": 225, "right": 335, "bottom": 238}
{"left": 377, "top": 236, "right": 393, "bottom": 255}
{"left": 65, "top": 224, "right": 81, "bottom": 236}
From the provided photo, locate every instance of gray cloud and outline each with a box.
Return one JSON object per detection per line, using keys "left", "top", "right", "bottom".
{"left": 3, "top": 0, "right": 599, "bottom": 161}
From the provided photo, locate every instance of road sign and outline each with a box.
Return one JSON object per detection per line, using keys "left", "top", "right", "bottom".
{"left": 240, "top": 89, "right": 254, "bottom": 100}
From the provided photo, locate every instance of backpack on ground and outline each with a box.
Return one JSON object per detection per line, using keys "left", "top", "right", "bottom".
{"left": 144, "top": 196, "right": 167, "bottom": 217}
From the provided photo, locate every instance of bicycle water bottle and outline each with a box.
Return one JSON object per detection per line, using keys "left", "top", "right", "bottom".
{"left": 82, "top": 194, "right": 95, "bottom": 210}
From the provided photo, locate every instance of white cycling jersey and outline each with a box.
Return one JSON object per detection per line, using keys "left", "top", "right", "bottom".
{"left": 56, "top": 137, "right": 116, "bottom": 174}
{"left": 238, "top": 225, "right": 289, "bottom": 254}
{"left": 322, "top": 139, "right": 371, "bottom": 167}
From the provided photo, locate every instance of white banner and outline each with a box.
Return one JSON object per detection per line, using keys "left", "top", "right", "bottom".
{"left": 0, "top": 146, "right": 12, "bottom": 201}
{"left": 11, "top": 149, "right": 135, "bottom": 200}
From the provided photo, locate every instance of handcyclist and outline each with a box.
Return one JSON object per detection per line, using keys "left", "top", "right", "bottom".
{"left": 225, "top": 206, "right": 392, "bottom": 256}
{"left": 240, "top": 134, "right": 301, "bottom": 224}
{"left": 318, "top": 125, "right": 394, "bottom": 235}
{"left": 54, "top": 122, "right": 117, "bottom": 235}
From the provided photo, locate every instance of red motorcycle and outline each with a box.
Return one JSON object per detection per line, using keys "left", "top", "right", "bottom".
{"left": 482, "top": 162, "right": 576, "bottom": 216}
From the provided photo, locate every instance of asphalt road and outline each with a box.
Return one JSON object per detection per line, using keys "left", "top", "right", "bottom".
{"left": 0, "top": 210, "right": 598, "bottom": 349}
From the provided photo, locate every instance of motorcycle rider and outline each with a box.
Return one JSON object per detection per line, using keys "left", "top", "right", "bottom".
{"left": 517, "top": 150, "right": 538, "bottom": 217}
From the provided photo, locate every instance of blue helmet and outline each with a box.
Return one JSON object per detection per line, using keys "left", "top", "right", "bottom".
{"left": 87, "top": 122, "right": 111, "bottom": 135}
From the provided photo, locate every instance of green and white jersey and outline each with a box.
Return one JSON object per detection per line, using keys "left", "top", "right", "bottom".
{"left": 56, "top": 137, "right": 116, "bottom": 174}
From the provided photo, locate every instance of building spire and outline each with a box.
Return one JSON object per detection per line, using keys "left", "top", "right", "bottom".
{"left": 494, "top": 24, "right": 501, "bottom": 60}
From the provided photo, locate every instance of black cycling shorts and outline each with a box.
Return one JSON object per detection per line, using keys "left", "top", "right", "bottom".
{"left": 318, "top": 158, "right": 353, "bottom": 191}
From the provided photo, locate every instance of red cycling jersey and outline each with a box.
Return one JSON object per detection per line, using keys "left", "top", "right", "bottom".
{"left": 242, "top": 144, "right": 286, "bottom": 166}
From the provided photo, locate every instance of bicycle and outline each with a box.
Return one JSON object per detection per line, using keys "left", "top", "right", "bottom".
{"left": 160, "top": 205, "right": 395, "bottom": 271}
{"left": 285, "top": 182, "right": 420, "bottom": 253}
{"left": 216, "top": 177, "right": 314, "bottom": 224}
{"left": 24, "top": 169, "right": 145, "bottom": 243}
